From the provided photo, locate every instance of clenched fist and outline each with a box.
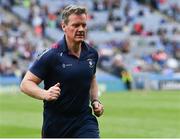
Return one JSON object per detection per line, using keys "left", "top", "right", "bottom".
{"left": 92, "top": 100, "right": 104, "bottom": 117}
{"left": 44, "top": 83, "right": 61, "bottom": 101}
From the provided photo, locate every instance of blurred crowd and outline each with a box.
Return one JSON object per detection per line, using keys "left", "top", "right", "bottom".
{"left": 0, "top": 0, "right": 179, "bottom": 82}
{"left": 137, "top": 0, "right": 180, "bottom": 22}
{"left": 0, "top": 7, "right": 46, "bottom": 77}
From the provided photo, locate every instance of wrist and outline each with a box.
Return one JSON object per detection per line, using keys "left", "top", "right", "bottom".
{"left": 42, "top": 90, "right": 47, "bottom": 101}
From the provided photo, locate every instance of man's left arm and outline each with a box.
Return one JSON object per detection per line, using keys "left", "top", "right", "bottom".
{"left": 90, "top": 75, "right": 104, "bottom": 117}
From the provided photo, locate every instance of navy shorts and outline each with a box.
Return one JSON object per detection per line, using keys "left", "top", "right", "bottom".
{"left": 42, "top": 113, "right": 99, "bottom": 138}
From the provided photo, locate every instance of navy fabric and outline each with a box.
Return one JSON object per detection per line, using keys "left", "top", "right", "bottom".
{"left": 29, "top": 36, "right": 99, "bottom": 137}
{"left": 42, "top": 109, "right": 99, "bottom": 138}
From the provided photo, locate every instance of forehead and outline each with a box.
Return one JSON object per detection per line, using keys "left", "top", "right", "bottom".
{"left": 68, "top": 13, "right": 87, "bottom": 23}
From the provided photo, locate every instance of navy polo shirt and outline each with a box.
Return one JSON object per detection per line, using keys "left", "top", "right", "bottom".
{"left": 30, "top": 36, "right": 98, "bottom": 115}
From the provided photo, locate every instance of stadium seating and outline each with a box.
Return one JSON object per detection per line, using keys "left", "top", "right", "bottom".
{"left": 0, "top": 0, "right": 179, "bottom": 90}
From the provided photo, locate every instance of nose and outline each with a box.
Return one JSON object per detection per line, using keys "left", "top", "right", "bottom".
{"left": 78, "top": 25, "right": 84, "bottom": 31}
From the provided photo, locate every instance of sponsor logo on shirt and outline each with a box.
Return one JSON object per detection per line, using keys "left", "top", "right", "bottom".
{"left": 62, "top": 63, "right": 72, "bottom": 68}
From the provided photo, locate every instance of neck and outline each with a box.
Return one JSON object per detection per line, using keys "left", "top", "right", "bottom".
{"left": 66, "top": 37, "right": 81, "bottom": 57}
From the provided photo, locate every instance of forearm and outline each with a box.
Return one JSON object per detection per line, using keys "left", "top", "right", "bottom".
{"left": 90, "top": 75, "right": 99, "bottom": 102}
{"left": 90, "top": 75, "right": 104, "bottom": 117}
{"left": 20, "top": 80, "right": 46, "bottom": 100}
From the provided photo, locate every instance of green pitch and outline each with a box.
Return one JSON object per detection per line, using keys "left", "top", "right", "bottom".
{"left": 0, "top": 90, "right": 180, "bottom": 137}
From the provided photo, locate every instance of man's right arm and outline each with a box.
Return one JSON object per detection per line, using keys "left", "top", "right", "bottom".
{"left": 20, "top": 71, "right": 60, "bottom": 101}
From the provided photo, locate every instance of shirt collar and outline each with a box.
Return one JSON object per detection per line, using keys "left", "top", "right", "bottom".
{"left": 58, "top": 35, "right": 89, "bottom": 53}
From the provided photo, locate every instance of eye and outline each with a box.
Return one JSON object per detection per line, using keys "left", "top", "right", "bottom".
{"left": 72, "top": 24, "right": 79, "bottom": 28}
{"left": 72, "top": 23, "right": 87, "bottom": 28}
{"left": 82, "top": 24, "right": 86, "bottom": 28}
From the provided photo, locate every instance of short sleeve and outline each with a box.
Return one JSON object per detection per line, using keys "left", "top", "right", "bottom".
{"left": 29, "top": 49, "right": 52, "bottom": 80}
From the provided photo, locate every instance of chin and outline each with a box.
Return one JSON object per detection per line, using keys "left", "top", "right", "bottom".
{"left": 75, "top": 38, "right": 84, "bottom": 43}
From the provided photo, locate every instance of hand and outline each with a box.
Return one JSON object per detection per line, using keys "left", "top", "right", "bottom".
{"left": 44, "top": 83, "right": 61, "bottom": 101}
{"left": 92, "top": 101, "right": 104, "bottom": 117}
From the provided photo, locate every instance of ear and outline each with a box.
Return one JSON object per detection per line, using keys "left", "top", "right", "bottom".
{"left": 61, "top": 22, "right": 66, "bottom": 32}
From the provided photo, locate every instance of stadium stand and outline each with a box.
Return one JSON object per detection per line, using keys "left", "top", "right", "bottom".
{"left": 0, "top": 0, "right": 179, "bottom": 91}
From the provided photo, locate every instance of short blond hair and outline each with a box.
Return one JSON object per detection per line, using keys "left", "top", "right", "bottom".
{"left": 61, "top": 5, "right": 87, "bottom": 24}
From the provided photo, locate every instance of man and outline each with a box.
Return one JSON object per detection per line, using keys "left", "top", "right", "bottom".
{"left": 20, "top": 5, "right": 104, "bottom": 138}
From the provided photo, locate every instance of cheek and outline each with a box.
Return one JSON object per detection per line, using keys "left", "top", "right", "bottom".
{"left": 67, "top": 29, "right": 76, "bottom": 38}
{"left": 67, "top": 27, "right": 75, "bottom": 33}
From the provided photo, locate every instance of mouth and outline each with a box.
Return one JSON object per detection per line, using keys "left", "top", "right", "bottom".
{"left": 75, "top": 32, "right": 85, "bottom": 38}
{"left": 75, "top": 35, "right": 85, "bottom": 38}
{"left": 76, "top": 35, "right": 84, "bottom": 37}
